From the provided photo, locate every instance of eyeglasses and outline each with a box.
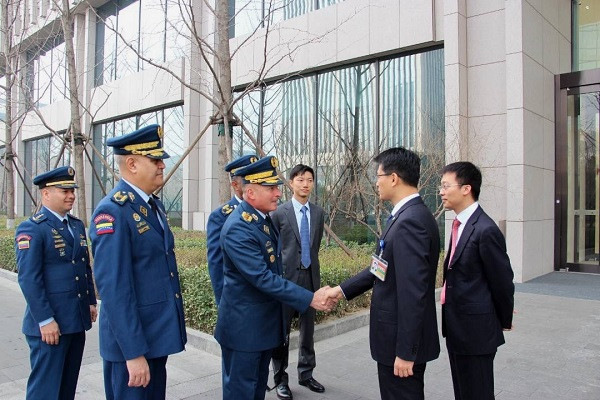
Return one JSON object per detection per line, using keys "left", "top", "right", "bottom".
{"left": 376, "top": 173, "right": 392, "bottom": 179}
{"left": 438, "top": 183, "right": 464, "bottom": 191}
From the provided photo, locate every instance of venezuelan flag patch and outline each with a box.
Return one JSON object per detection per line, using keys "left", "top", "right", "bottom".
{"left": 16, "top": 234, "right": 31, "bottom": 250}
{"left": 94, "top": 213, "right": 115, "bottom": 235}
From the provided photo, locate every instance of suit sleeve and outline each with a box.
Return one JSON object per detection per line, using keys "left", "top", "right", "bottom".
{"left": 90, "top": 205, "right": 150, "bottom": 360}
{"left": 16, "top": 222, "right": 54, "bottom": 324}
{"left": 479, "top": 226, "right": 515, "bottom": 329}
{"left": 393, "top": 217, "right": 432, "bottom": 361}
{"left": 339, "top": 267, "right": 375, "bottom": 300}
{"left": 206, "top": 209, "right": 226, "bottom": 304}
{"left": 222, "top": 221, "right": 313, "bottom": 313}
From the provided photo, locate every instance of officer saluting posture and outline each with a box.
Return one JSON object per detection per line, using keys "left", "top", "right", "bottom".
{"left": 206, "top": 154, "right": 258, "bottom": 305}
{"left": 215, "top": 156, "right": 334, "bottom": 400}
{"left": 16, "top": 166, "right": 97, "bottom": 400}
{"left": 89, "top": 124, "right": 186, "bottom": 399}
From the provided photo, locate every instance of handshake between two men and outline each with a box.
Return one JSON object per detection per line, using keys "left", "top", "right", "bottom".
{"left": 309, "top": 285, "right": 344, "bottom": 312}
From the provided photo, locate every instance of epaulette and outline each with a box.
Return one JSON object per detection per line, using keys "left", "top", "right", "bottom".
{"left": 241, "top": 211, "right": 253, "bottom": 223}
{"left": 111, "top": 191, "right": 131, "bottom": 205}
{"left": 31, "top": 213, "right": 47, "bottom": 224}
{"left": 221, "top": 204, "right": 234, "bottom": 216}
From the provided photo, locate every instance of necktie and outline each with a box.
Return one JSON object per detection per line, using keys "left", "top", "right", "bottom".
{"left": 441, "top": 218, "right": 461, "bottom": 305}
{"left": 62, "top": 219, "right": 73, "bottom": 241}
{"left": 300, "top": 206, "right": 311, "bottom": 268}
{"left": 148, "top": 198, "right": 164, "bottom": 233}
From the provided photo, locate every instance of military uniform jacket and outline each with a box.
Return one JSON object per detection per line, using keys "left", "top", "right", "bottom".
{"left": 16, "top": 207, "right": 96, "bottom": 337}
{"left": 214, "top": 201, "right": 313, "bottom": 352}
{"left": 89, "top": 180, "right": 187, "bottom": 362}
{"left": 206, "top": 196, "right": 239, "bottom": 305}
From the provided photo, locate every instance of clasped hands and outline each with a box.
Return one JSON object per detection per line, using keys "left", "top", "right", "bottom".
{"left": 310, "top": 285, "right": 344, "bottom": 312}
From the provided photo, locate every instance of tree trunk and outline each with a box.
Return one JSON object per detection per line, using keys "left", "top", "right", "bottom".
{"left": 60, "top": 0, "right": 87, "bottom": 224}
{"left": 215, "top": 0, "right": 234, "bottom": 204}
{"left": 2, "top": 0, "right": 15, "bottom": 227}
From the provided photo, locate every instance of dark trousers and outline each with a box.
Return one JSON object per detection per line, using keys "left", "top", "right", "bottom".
{"left": 377, "top": 362, "right": 426, "bottom": 400}
{"left": 25, "top": 331, "right": 86, "bottom": 400}
{"left": 448, "top": 351, "right": 496, "bottom": 400}
{"left": 272, "top": 268, "right": 316, "bottom": 383}
{"left": 103, "top": 356, "right": 168, "bottom": 400}
{"left": 221, "top": 346, "right": 272, "bottom": 400}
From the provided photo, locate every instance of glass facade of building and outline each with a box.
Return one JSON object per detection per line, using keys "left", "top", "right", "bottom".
{"left": 233, "top": 47, "right": 445, "bottom": 242}
{"left": 91, "top": 105, "right": 185, "bottom": 225}
{"left": 572, "top": 0, "right": 600, "bottom": 71}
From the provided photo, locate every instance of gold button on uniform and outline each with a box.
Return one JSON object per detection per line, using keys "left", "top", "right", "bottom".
{"left": 175, "top": 293, "right": 180, "bottom": 299}
{"left": 170, "top": 272, "right": 174, "bottom": 277}
{"left": 75, "top": 276, "right": 79, "bottom": 281}
{"left": 78, "top": 293, "right": 81, "bottom": 298}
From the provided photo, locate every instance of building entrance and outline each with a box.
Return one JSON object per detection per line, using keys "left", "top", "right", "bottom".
{"left": 555, "top": 69, "right": 600, "bottom": 273}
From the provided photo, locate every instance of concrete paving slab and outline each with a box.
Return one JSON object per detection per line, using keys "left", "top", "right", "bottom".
{"left": 1, "top": 270, "right": 599, "bottom": 399}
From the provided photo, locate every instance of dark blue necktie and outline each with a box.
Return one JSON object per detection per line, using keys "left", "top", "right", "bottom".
{"left": 300, "top": 206, "right": 311, "bottom": 268}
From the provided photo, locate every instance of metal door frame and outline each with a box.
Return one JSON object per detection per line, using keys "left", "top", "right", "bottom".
{"left": 555, "top": 68, "right": 600, "bottom": 273}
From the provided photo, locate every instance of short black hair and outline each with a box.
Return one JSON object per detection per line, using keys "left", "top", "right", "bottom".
{"left": 289, "top": 164, "right": 314, "bottom": 180}
{"left": 373, "top": 147, "right": 420, "bottom": 188}
{"left": 441, "top": 161, "right": 482, "bottom": 201}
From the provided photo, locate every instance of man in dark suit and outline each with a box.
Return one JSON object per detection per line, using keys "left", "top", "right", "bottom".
{"left": 271, "top": 164, "right": 326, "bottom": 399}
{"left": 439, "top": 161, "right": 514, "bottom": 400}
{"left": 328, "top": 147, "right": 440, "bottom": 400}
{"left": 16, "top": 166, "right": 97, "bottom": 400}
{"left": 89, "top": 124, "right": 187, "bottom": 399}
{"left": 215, "top": 156, "right": 334, "bottom": 400}
{"left": 207, "top": 154, "right": 258, "bottom": 305}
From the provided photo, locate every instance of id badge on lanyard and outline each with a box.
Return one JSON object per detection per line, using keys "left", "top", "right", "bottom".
{"left": 370, "top": 239, "right": 388, "bottom": 281}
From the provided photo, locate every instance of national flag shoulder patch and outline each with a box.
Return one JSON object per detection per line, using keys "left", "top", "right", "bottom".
{"left": 16, "top": 234, "right": 32, "bottom": 250}
{"left": 94, "top": 214, "right": 115, "bottom": 235}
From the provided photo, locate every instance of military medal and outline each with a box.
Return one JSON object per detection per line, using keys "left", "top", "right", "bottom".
{"left": 133, "top": 213, "right": 141, "bottom": 222}
{"left": 140, "top": 206, "right": 148, "bottom": 217}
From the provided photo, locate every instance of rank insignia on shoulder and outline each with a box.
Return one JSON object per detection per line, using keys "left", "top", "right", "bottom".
{"left": 16, "top": 234, "right": 31, "bottom": 250}
{"left": 221, "top": 204, "right": 233, "bottom": 215}
{"left": 140, "top": 206, "right": 148, "bottom": 217}
{"left": 252, "top": 213, "right": 258, "bottom": 221}
{"left": 133, "top": 213, "right": 141, "bottom": 222}
{"left": 269, "top": 254, "right": 276, "bottom": 263}
{"left": 263, "top": 225, "right": 270, "bottom": 235}
{"left": 94, "top": 213, "right": 115, "bottom": 235}
{"left": 111, "top": 191, "right": 129, "bottom": 205}
{"left": 31, "top": 213, "right": 46, "bottom": 223}
{"left": 242, "top": 211, "right": 253, "bottom": 223}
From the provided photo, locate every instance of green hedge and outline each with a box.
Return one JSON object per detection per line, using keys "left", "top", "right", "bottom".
{"left": 0, "top": 217, "right": 444, "bottom": 334}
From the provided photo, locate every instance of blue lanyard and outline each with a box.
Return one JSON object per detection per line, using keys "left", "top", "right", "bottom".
{"left": 379, "top": 239, "right": 385, "bottom": 257}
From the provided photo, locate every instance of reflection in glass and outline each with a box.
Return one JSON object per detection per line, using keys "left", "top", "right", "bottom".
{"left": 140, "top": 0, "right": 166, "bottom": 68}
{"left": 572, "top": 0, "right": 600, "bottom": 72}
{"left": 566, "top": 92, "right": 599, "bottom": 264}
{"left": 115, "top": 0, "right": 140, "bottom": 80}
{"left": 233, "top": 89, "right": 262, "bottom": 157}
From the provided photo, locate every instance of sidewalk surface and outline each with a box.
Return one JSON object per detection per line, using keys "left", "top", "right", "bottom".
{"left": 1, "top": 270, "right": 599, "bottom": 399}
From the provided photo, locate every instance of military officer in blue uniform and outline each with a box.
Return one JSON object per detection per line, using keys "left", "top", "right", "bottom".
{"left": 215, "top": 155, "right": 335, "bottom": 400}
{"left": 89, "top": 124, "right": 186, "bottom": 400}
{"left": 206, "top": 154, "right": 258, "bottom": 305}
{"left": 15, "top": 166, "right": 97, "bottom": 400}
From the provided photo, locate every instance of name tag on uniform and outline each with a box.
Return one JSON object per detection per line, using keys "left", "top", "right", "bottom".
{"left": 370, "top": 254, "right": 388, "bottom": 281}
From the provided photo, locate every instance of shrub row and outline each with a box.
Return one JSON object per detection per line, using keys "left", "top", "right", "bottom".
{"left": 0, "top": 218, "right": 443, "bottom": 334}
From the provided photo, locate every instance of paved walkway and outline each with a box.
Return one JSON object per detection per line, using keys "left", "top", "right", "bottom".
{"left": 1, "top": 271, "right": 599, "bottom": 399}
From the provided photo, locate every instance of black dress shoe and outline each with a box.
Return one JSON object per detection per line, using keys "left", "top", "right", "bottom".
{"left": 275, "top": 382, "right": 293, "bottom": 399}
{"left": 298, "top": 377, "right": 325, "bottom": 393}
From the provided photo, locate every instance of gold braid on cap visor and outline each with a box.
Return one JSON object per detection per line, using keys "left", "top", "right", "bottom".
{"left": 45, "top": 180, "right": 77, "bottom": 187}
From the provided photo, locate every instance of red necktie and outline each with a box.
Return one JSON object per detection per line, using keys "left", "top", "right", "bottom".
{"left": 441, "top": 218, "right": 461, "bottom": 305}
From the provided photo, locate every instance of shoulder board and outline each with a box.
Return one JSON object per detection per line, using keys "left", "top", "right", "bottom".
{"left": 31, "top": 213, "right": 47, "bottom": 224}
{"left": 68, "top": 214, "right": 81, "bottom": 221}
{"left": 221, "top": 204, "right": 234, "bottom": 216}
{"left": 241, "top": 211, "right": 254, "bottom": 223}
{"left": 111, "top": 191, "right": 131, "bottom": 205}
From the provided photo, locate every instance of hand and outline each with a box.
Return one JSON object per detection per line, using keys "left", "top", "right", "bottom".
{"left": 327, "top": 286, "right": 344, "bottom": 301}
{"left": 126, "top": 356, "right": 150, "bottom": 388}
{"left": 503, "top": 324, "right": 514, "bottom": 331}
{"left": 90, "top": 305, "right": 98, "bottom": 323}
{"left": 393, "top": 356, "right": 414, "bottom": 378}
{"left": 310, "top": 286, "right": 338, "bottom": 311}
{"left": 40, "top": 320, "right": 60, "bottom": 345}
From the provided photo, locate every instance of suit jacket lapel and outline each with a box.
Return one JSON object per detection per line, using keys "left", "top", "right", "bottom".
{"left": 119, "top": 181, "right": 164, "bottom": 239}
{"left": 45, "top": 209, "right": 74, "bottom": 249}
{"left": 309, "top": 202, "right": 318, "bottom": 246}
{"left": 449, "top": 206, "right": 482, "bottom": 268}
{"left": 380, "top": 196, "right": 422, "bottom": 242}
{"left": 285, "top": 202, "right": 301, "bottom": 244}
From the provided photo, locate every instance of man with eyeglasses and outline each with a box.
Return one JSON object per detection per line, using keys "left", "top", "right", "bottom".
{"left": 439, "top": 161, "right": 514, "bottom": 400}
{"left": 326, "top": 147, "right": 440, "bottom": 400}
